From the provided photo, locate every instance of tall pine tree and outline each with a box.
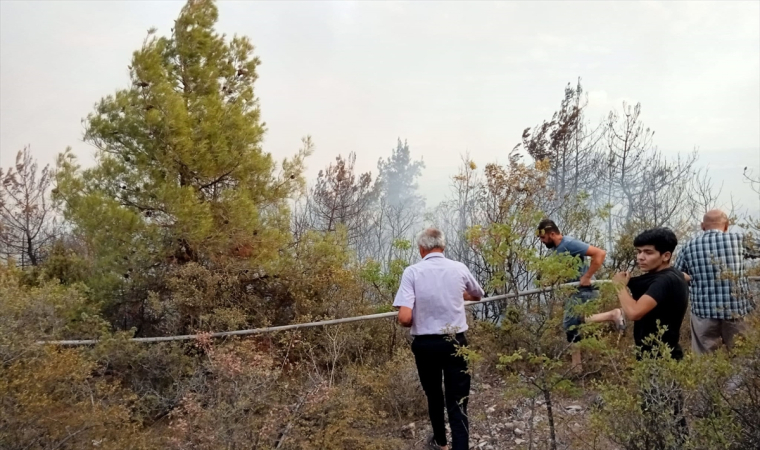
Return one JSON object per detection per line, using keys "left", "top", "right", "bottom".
{"left": 55, "top": 0, "right": 309, "bottom": 311}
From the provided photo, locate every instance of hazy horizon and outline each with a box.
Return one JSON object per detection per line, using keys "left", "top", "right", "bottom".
{"left": 2, "top": 1, "right": 758, "bottom": 214}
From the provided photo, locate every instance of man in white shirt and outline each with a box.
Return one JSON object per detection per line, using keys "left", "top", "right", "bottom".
{"left": 394, "top": 228, "right": 485, "bottom": 450}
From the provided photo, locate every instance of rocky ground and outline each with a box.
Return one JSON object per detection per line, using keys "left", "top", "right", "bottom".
{"left": 398, "top": 375, "right": 605, "bottom": 450}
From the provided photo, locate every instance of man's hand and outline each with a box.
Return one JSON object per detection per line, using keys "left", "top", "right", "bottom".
{"left": 397, "top": 306, "right": 413, "bottom": 327}
{"left": 612, "top": 271, "right": 631, "bottom": 287}
{"left": 579, "top": 274, "right": 592, "bottom": 287}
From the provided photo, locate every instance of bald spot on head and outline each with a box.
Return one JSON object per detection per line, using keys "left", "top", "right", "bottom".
{"left": 702, "top": 209, "right": 729, "bottom": 231}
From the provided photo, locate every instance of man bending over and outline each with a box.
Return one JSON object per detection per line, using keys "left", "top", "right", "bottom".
{"left": 536, "top": 219, "right": 607, "bottom": 369}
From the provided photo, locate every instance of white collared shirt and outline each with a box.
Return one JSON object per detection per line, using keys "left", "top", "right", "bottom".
{"left": 393, "top": 252, "right": 485, "bottom": 335}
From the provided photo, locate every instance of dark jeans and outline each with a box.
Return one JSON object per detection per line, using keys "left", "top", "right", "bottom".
{"left": 411, "top": 333, "right": 470, "bottom": 450}
{"left": 563, "top": 286, "right": 599, "bottom": 343}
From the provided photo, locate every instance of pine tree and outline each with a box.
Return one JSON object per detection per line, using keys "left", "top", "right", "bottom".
{"left": 55, "top": 0, "right": 310, "bottom": 308}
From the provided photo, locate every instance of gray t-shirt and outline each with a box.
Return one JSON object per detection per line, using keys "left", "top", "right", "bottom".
{"left": 553, "top": 236, "right": 590, "bottom": 282}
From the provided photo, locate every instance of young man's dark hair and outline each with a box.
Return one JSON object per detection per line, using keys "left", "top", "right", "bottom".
{"left": 537, "top": 219, "right": 561, "bottom": 236}
{"left": 633, "top": 228, "right": 678, "bottom": 257}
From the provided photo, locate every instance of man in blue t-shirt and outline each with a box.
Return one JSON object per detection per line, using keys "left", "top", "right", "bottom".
{"left": 537, "top": 219, "right": 607, "bottom": 369}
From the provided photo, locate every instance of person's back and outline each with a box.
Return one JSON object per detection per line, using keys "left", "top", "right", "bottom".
{"left": 553, "top": 236, "right": 591, "bottom": 282}
{"left": 403, "top": 254, "right": 475, "bottom": 336}
{"left": 394, "top": 228, "right": 484, "bottom": 450}
{"left": 674, "top": 210, "right": 752, "bottom": 354}
{"left": 676, "top": 230, "right": 750, "bottom": 319}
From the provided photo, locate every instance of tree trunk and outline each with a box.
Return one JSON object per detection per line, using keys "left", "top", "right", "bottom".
{"left": 26, "top": 232, "right": 37, "bottom": 266}
{"left": 543, "top": 387, "right": 558, "bottom": 450}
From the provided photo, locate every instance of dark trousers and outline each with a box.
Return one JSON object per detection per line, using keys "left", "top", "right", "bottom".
{"left": 411, "top": 333, "right": 470, "bottom": 450}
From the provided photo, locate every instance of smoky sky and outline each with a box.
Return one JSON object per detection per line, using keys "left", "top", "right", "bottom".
{"left": 1, "top": 1, "right": 758, "bottom": 213}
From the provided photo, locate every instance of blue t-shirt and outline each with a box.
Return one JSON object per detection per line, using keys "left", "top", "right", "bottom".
{"left": 553, "top": 236, "right": 590, "bottom": 282}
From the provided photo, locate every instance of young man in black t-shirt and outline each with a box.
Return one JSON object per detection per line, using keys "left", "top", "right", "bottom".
{"left": 588, "top": 228, "right": 690, "bottom": 443}
{"left": 612, "top": 228, "right": 690, "bottom": 359}
{"left": 586, "top": 228, "right": 689, "bottom": 358}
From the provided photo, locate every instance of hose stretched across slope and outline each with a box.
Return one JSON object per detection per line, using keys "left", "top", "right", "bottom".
{"left": 38, "top": 277, "right": 760, "bottom": 347}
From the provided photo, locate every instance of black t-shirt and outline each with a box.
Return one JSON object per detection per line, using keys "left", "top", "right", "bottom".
{"left": 628, "top": 267, "right": 689, "bottom": 360}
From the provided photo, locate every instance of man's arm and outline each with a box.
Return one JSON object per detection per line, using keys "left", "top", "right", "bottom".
{"left": 463, "top": 267, "right": 485, "bottom": 301}
{"left": 580, "top": 245, "right": 607, "bottom": 286}
{"left": 618, "top": 289, "right": 658, "bottom": 321}
{"left": 612, "top": 271, "right": 657, "bottom": 321}
{"left": 393, "top": 268, "right": 415, "bottom": 327}
{"left": 673, "top": 248, "right": 690, "bottom": 281}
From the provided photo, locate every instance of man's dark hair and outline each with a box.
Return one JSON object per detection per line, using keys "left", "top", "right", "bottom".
{"left": 633, "top": 228, "right": 678, "bottom": 255}
{"left": 537, "top": 219, "right": 561, "bottom": 235}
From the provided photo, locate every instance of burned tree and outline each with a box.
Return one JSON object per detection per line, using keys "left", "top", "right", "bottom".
{"left": 297, "top": 152, "right": 376, "bottom": 254}
{"left": 0, "top": 146, "right": 57, "bottom": 266}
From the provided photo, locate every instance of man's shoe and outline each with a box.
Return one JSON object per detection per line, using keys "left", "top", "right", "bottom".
{"left": 426, "top": 433, "right": 445, "bottom": 450}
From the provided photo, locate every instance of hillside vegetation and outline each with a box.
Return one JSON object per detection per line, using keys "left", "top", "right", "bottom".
{"left": 2, "top": 1, "right": 759, "bottom": 449}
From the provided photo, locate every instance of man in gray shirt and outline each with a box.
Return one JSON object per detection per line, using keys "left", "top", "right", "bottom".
{"left": 394, "top": 228, "right": 485, "bottom": 450}
{"left": 537, "top": 219, "right": 607, "bottom": 370}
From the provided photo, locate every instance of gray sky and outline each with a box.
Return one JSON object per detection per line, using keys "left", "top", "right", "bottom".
{"left": 1, "top": 1, "right": 759, "bottom": 213}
